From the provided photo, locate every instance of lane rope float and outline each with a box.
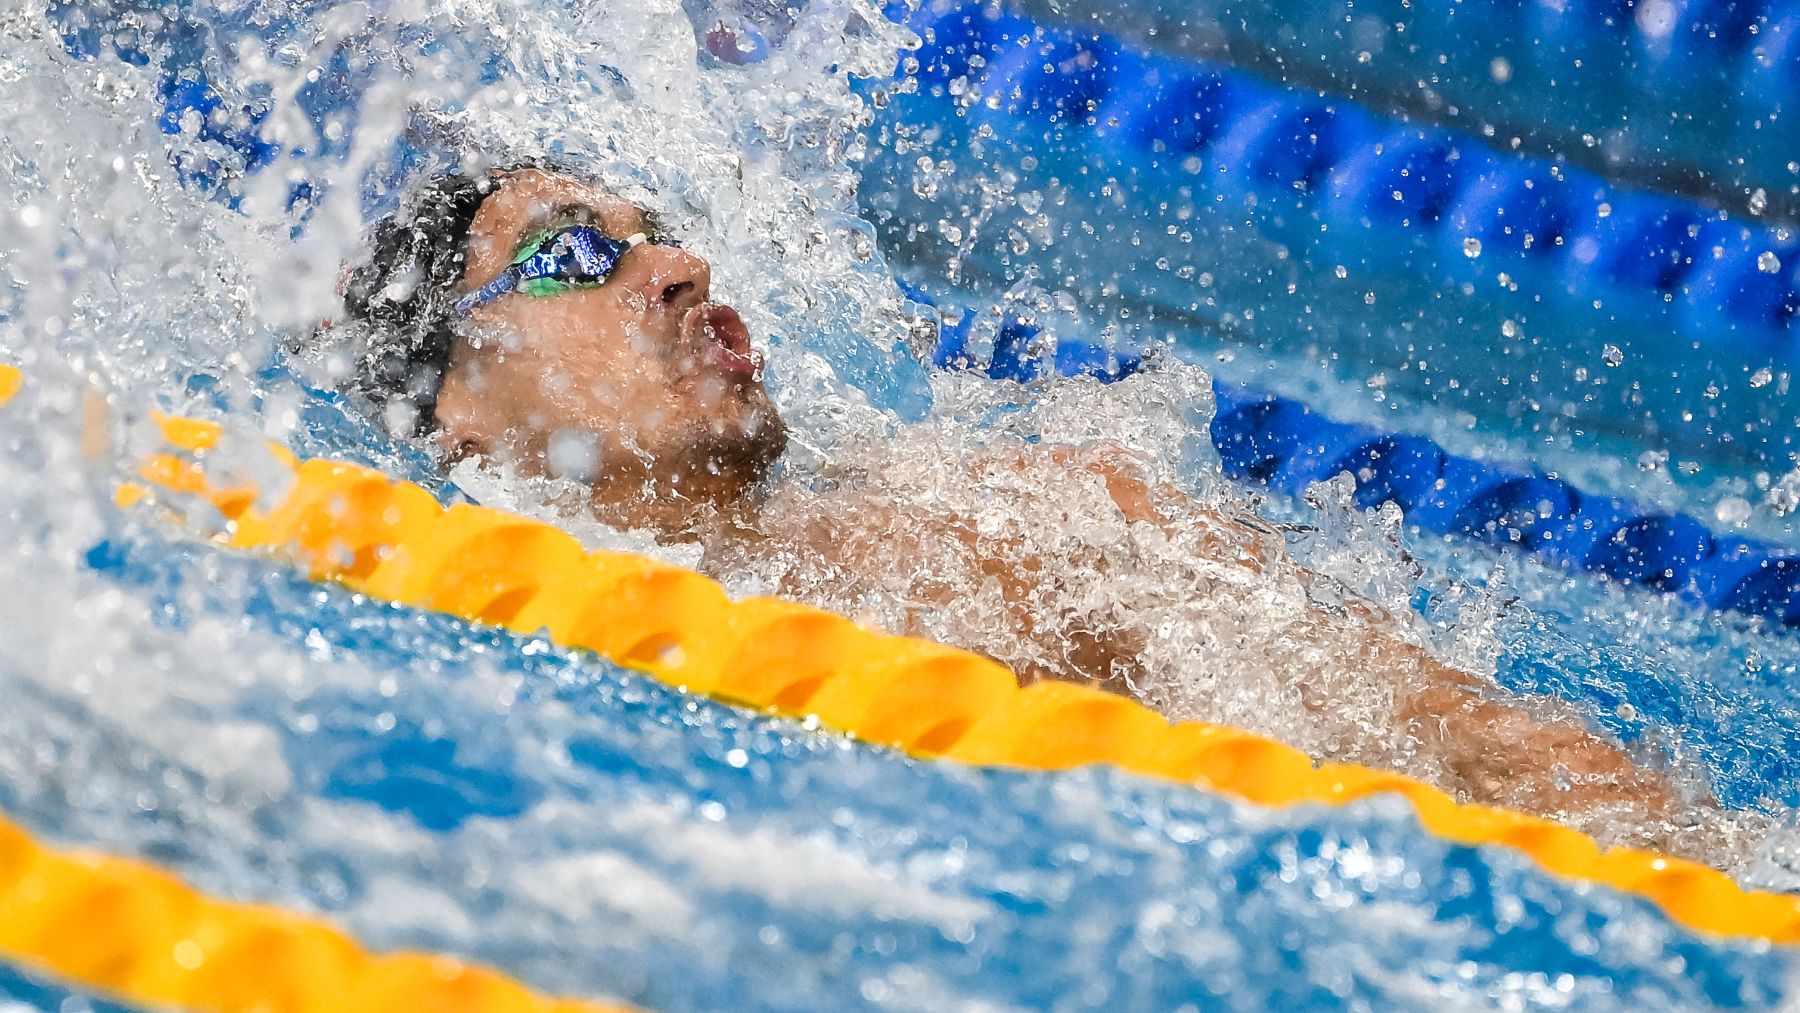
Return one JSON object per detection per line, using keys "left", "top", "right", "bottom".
{"left": 1208, "top": 383, "right": 1800, "bottom": 625}
{"left": 893, "top": 0, "right": 1800, "bottom": 347}
{"left": 901, "top": 277, "right": 1800, "bottom": 631}
{"left": 0, "top": 809, "right": 638, "bottom": 1013}
{"left": 119, "top": 408, "right": 1800, "bottom": 947}
{"left": 0, "top": 375, "right": 640, "bottom": 1012}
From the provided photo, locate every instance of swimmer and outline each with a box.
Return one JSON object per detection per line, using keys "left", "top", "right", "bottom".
{"left": 316, "top": 165, "right": 1705, "bottom": 853}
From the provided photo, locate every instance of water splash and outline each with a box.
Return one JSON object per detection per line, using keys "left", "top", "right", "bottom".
{"left": 1, "top": 2, "right": 1798, "bottom": 1007}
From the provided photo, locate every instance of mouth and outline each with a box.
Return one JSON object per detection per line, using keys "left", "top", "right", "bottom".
{"left": 681, "top": 302, "right": 764, "bottom": 379}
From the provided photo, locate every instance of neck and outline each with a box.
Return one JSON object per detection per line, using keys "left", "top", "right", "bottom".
{"left": 584, "top": 456, "right": 763, "bottom": 543}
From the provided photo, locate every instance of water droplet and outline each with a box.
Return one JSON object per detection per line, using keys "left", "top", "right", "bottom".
{"left": 1601, "top": 344, "right": 1623, "bottom": 367}
{"left": 1759, "top": 250, "right": 1781, "bottom": 273}
{"left": 1635, "top": 0, "right": 1676, "bottom": 38}
{"left": 1715, "top": 496, "right": 1753, "bottom": 526}
{"left": 1751, "top": 366, "right": 1774, "bottom": 388}
{"left": 1768, "top": 470, "right": 1800, "bottom": 515}
{"left": 172, "top": 940, "right": 204, "bottom": 970}
{"left": 547, "top": 428, "right": 601, "bottom": 483}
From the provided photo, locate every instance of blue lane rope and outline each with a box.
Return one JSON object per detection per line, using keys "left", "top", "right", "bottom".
{"left": 898, "top": 278, "right": 1146, "bottom": 382}
{"left": 903, "top": 281, "right": 1800, "bottom": 630}
{"left": 981, "top": 0, "right": 1800, "bottom": 227}
{"left": 892, "top": 0, "right": 1800, "bottom": 351}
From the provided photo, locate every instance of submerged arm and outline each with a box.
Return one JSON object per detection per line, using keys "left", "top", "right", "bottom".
{"left": 987, "top": 442, "right": 1688, "bottom": 824}
{"left": 734, "top": 436, "right": 1687, "bottom": 828}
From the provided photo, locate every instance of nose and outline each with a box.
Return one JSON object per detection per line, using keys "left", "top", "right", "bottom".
{"left": 632, "top": 244, "right": 712, "bottom": 311}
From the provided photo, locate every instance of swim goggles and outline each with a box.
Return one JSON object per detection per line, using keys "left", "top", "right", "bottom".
{"left": 454, "top": 224, "right": 649, "bottom": 315}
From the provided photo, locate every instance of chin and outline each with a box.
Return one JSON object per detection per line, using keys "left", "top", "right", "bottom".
{"left": 725, "top": 400, "right": 789, "bottom": 482}
{"left": 702, "top": 397, "right": 788, "bottom": 489}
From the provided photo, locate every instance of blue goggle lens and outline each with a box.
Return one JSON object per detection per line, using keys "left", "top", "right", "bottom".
{"left": 455, "top": 224, "right": 647, "bottom": 315}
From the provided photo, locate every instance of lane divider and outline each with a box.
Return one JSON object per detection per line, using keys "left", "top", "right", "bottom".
{"left": 0, "top": 377, "right": 638, "bottom": 1011}
{"left": 1210, "top": 382, "right": 1800, "bottom": 627}
{"left": 0, "top": 809, "right": 637, "bottom": 1013}
{"left": 125, "top": 411, "right": 1800, "bottom": 946}
{"left": 903, "top": 277, "right": 1800, "bottom": 630}
{"left": 892, "top": 1, "right": 1800, "bottom": 349}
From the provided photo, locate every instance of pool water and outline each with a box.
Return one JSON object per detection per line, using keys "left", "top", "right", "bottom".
{"left": 15, "top": 477, "right": 1790, "bottom": 1011}
{"left": 5, "top": 0, "right": 1800, "bottom": 1009}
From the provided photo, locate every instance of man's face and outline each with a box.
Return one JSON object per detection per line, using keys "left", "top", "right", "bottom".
{"left": 436, "top": 168, "right": 786, "bottom": 503}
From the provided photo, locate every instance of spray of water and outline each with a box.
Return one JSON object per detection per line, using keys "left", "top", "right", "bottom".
{"left": 0, "top": 0, "right": 1787, "bottom": 917}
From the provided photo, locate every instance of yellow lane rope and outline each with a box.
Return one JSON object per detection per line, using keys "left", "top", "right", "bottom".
{"left": 114, "top": 411, "right": 1800, "bottom": 946}
{"left": 0, "top": 811, "right": 637, "bottom": 1013}
{"left": 0, "top": 377, "right": 638, "bottom": 1011}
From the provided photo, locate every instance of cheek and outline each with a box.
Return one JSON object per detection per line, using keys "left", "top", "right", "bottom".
{"left": 471, "top": 294, "right": 692, "bottom": 435}
{"left": 506, "top": 289, "right": 643, "bottom": 351}
{"left": 497, "top": 302, "right": 632, "bottom": 385}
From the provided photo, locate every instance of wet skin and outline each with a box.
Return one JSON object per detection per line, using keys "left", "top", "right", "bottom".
{"left": 427, "top": 168, "right": 1700, "bottom": 855}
